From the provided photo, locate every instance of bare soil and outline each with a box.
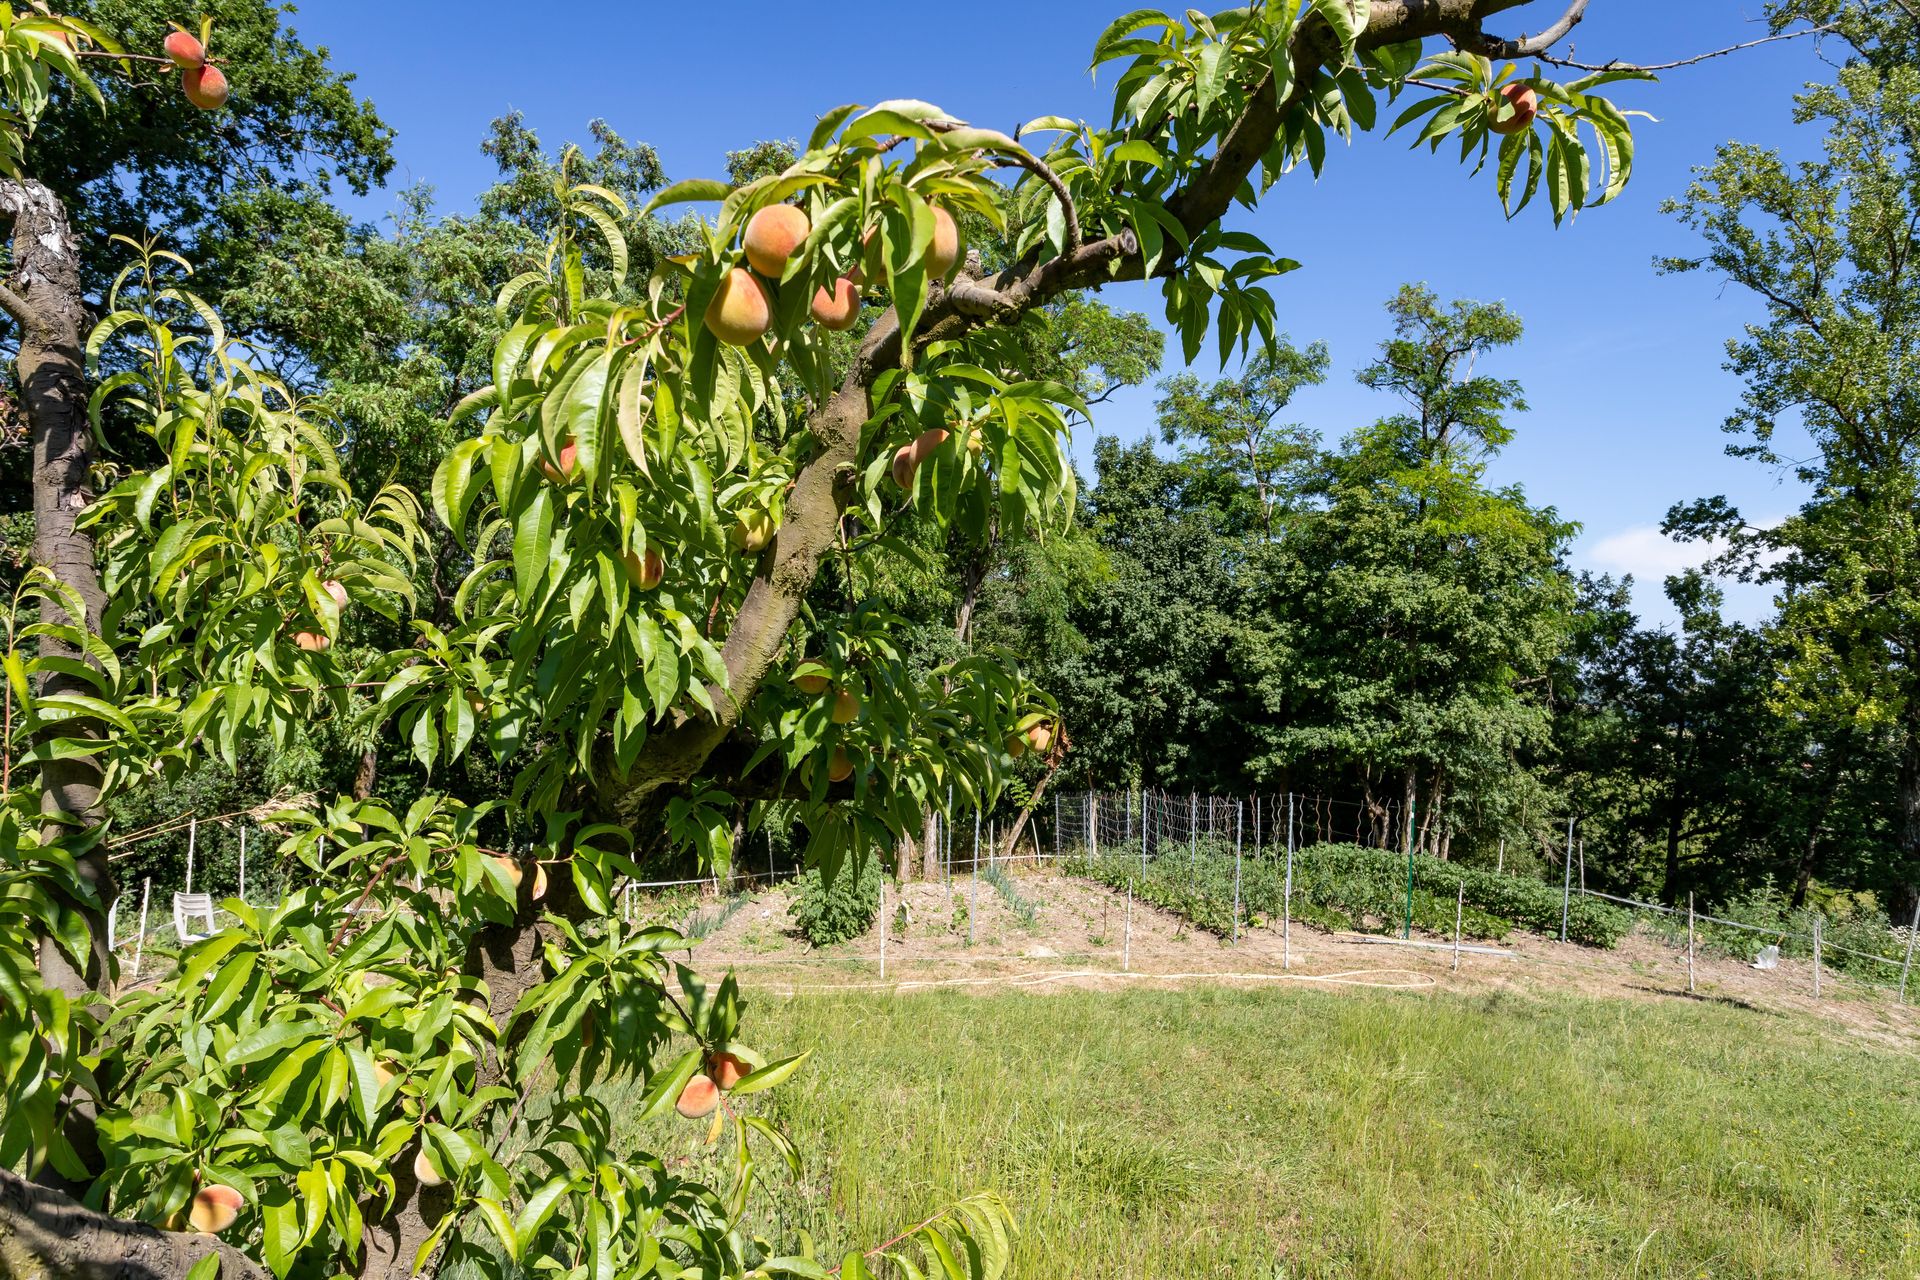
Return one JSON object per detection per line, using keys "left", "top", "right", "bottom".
{"left": 683, "top": 865, "right": 1920, "bottom": 1050}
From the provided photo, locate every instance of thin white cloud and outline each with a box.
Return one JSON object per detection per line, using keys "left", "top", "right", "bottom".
{"left": 1584, "top": 525, "right": 1722, "bottom": 580}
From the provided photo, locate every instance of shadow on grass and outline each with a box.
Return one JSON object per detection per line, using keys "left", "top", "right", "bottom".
{"left": 1628, "top": 983, "right": 1777, "bottom": 1016}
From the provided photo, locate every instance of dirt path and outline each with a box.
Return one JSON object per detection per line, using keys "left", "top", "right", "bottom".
{"left": 682, "top": 867, "right": 1920, "bottom": 1051}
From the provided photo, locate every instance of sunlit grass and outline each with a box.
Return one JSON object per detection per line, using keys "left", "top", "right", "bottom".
{"left": 621, "top": 984, "right": 1920, "bottom": 1278}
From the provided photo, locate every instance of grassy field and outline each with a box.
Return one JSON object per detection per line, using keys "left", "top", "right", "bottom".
{"left": 620, "top": 984, "right": 1920, "bottom": 1279}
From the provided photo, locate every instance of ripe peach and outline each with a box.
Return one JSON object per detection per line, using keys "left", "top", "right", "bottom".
{"left": 1490, "top": 83, "right": 1537, "bottom": 135}
{"left": 182, "top": 64, "right": 228, "bottom": 110}
{"left": 743, "top": 204, "right": 810, "bottom": 278}
{"left": 926, "top": 207, "right": 960, "bottom": 281}
{"left": 826, "top": 747, "right": 854, "bottom": 784}
{"left": 676, "top": 1073, "right": 720, "bottom": 1119}
{"left": 539, "top": 441, "right": 579, "bottom": 485}
{"left": 1025, "top": 722, "right": 1053, "bottom": 753}
{"left": 293, "top": 631, "right": 330, "bottom": 652}
{"left": 912, "top": 427, "right": 950, "bottom": 460}
{"left": 465, "top": 689, "right": 488, "bottom": 715}
{"left": 163, "top": 30, "right": 204, "bottom": 69}
{"left": 810, "top": 276, "right": 861, "bottom": 331}
{"left": 188, "top": 1183, "right": 243, "bottom": 1234}
{"left": 530, "top": 863, "right": 549, "bottom": 902}
{"left": 623, "top": 547, "right": 665, "bottom": 590}
{"left": 412, "top": 1147, "right": 445, "bottom": 1188}
{"left": 493, "top": 855, "right": 524, "bottom": 889}
{"left": 831, "top": 689, "right": 860, "bottom": 724}
{"left": 891, "top": 445, "right": 918, "bottom": 490}
{"left": 704, "top": 267, "right": 773, "bottom": 347}
{"left": 709, "top": 1052, "right": 752, "bottom": 1090}
{"left": 322, "top": 579, "right": 349, "bottom": 610}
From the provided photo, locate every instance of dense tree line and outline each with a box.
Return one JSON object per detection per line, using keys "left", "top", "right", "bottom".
{"left": 36, "top": 0, "right": 1915, "bottom": 935}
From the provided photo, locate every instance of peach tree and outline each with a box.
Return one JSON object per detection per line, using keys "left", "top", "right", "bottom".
{"left": 0, "top": 2, "right": 1655, "bottom": 1278}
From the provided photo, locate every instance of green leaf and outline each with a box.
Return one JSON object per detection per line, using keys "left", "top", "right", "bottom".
{"left": 641, "top": 178, "right": 729, "bottom": 215}
{"left": 728, "top": 1050, "right": 811, "bottom": 1096}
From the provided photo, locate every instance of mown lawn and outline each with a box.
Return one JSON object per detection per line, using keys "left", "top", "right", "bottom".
{"left": 618, "top": 984, "right": 1920, "bottom": 1279}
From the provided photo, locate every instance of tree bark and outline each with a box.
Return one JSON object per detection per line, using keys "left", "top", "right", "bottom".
{"left": 0, "top": 1167, "right": 270, "bottom": 1280}
{"left": 1, "top": 178, "right": 111, "bottom": 1002}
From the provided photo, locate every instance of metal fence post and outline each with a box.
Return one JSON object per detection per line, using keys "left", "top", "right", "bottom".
{"left": 1089, "top": 794, "right": 1097, "bottom": 860}
{"left": 185, "top": 815, "right": 197, "bottom": 895}
{"left": 1559, "top": 818, "right": 1574, "bottom": 944}
{"left": 1687, "top": 892, "right": 1696, "bottom": 995}
{"left": 879, "top": 880, "right": 887, "bottom": 980}
{"left": 1900, "top": 899, "right": 1919, "bottom": 1005}
{"left": 1189, "top": 793, "right": 1197, "bottom": 885}
{"left": 1453, "top": 883, "right": 1464, "bottom": 972}
{"left": 1283, "top": 793, "right": 1295, "bottom": 971}
{"left": 1053, "top": 793, "right": 1060, "bottom": 861}
{"left": 239, "top": 825, "right": 248, "bottom": 902}
{"left": 1231, "top": 802, "right": 1244, "bottom": 947}
{"left": 1402, "top": 794, "right": 1416, "bottom": 940}
{"left": 1812, "top": 915, "right": 1823, "bottom": 1000}
{"left": 132, "top": 878, "right": 151, "bottom": 979}
{"left": 1123, "top": 885, "right": 1132, "bottom": 973}
{"left": 1496, "top": 838, "right": 1505, "bottom": 875}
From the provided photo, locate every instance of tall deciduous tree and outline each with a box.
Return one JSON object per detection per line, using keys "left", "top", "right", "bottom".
{"left": 1663, "top": 0, "right": 1920, "bottom": 908}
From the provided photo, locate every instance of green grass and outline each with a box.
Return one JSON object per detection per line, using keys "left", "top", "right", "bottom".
{"left": 623, "top": 985, "right": 1920, "bottom": 1278}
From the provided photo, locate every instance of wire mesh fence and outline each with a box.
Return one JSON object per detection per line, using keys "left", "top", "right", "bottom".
{"left": 92, "top": 788, "right": 1920, "bottom": 1006}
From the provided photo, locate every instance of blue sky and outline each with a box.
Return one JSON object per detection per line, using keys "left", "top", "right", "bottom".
{"left": 284, "top": 1, "right": 1832, "bottom": 627}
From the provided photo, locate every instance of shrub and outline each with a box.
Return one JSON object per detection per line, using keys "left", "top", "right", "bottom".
{"left": 792, "top": 846, "right": 881, "bottom": 945}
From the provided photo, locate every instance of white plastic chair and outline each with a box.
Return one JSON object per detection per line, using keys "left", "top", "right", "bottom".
{"left": 173, "top": 892, "right": 217, "bottom": 945}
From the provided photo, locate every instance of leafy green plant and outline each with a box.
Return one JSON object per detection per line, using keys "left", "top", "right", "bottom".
{"left": 792, "top": 845, "right": 881, "bottom": 946}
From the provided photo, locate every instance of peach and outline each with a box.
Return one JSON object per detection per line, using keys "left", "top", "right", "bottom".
{"left": 322, "top": 579, "right": 349, "bottom": 610}
{"left": 926, "top": 206, "right": 960, "bottom": 281}
{"left": 412, "top": 1147, "right": 445, "bottom": 1188}
{"left": 810, "top": 276, "right": 861, "bottom": 331}
{"left": 794, "top": 665, "right": 830, "bottom": 696}
{"left": 493, "top": 855, "right": 524, "bottom": 889}
{"left": 704, "top": 267, "right": 773, "bottom": 346}
{"left": 709, "top": 1052, "right": 752, "bottom": 1090}
{"left": 539, "top": 441, "right": 579, "bottom": 485}
{"left": 1026, "top": 722, "right": 1053, "bottom": 753}
{"left": 743, "top": 204, "right": 810, "bottom": 278}
{"left": 1490, "top": 83, "right": 1537, "bottom": 135}
{"left": 912, "top": 427, "right": 950, "bottom": 459}
{"left": 729, "top": 509, "right": 774, "bottom": 553}
{"left": 831, "top": 689, "right": 860, "bottom": 724}
{"left": 293, "top": 631, "right": 330, "bottom": 652}
{"left": 966, "top": 427, "right": 984, "bottom": 457}
{"left": 676, "top": 1073, "right": 720, "bottom": 1119}
{"left": 623, "top": 547, "right": 665, "bottom": 590}
{"left": 164, "top": 30, "right": 204, "bottom": 69}
{"left": 891, "top": 445, "right": 918, "bottom": 490}
{"left": 826, "top": 747, "right": 854, "bottom": 784}
{"left": 182, "top": 64, "right": 228, "bottom": 110}
{"left": 530, "top": 863, "right": 549, "bottom": 902}
{"left": 1005, "top": 734, "right": 1028, "bottom": 759}
{"left": 188, "top": 1183, "right": 243, "bottom": 1234}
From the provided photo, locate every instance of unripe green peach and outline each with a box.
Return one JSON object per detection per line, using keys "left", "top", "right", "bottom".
{"left": 831, "top": 689, "right": 861, "bottom": 724}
